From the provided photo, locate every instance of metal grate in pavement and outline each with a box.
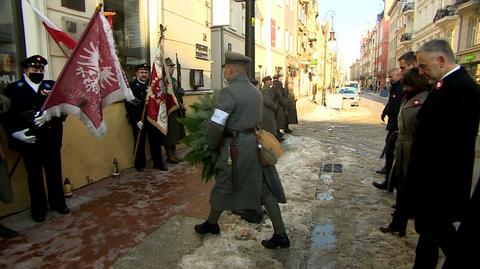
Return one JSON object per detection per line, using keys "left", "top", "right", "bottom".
{"left": 322, "top": 163, "right": 343, "bottom": 173}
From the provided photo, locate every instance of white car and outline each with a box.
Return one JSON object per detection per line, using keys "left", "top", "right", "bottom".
{"left": 338, "top": 87, "right": 360, "bottom": 106}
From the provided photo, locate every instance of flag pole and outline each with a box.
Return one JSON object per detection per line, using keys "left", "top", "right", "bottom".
{"left": 133, "top": 24, "right": 166, "bottom": 157}
{"left": 54, "top": 42, "right": 70, "bottom": 58}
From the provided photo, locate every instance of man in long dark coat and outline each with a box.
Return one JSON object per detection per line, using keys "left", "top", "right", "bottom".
{"left": 4, "top": 55, "right": 69, "bottom": 222}
{"left": 409, "top": 39, "right": 480, "bottom": 269}
{"left": 285, "top": 77, "right": 298, "bottom": 133}
{"left": 194, "top": 52, "right": 289, "bottom": 249}
{"left": 272, "top": 74, "right": 288, "bottom": 141}
{"left": 260, "top": 75, "right": 277, "bottom": 135}
{"left": 373, "top": 68, "right": 403, "bottom": 190}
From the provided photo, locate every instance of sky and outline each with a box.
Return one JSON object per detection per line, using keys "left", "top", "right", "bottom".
{"left": 317, "top": 0, "right": 384, "bottom": 68}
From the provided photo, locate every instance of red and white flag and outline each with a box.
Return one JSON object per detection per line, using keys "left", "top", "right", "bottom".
{"left": 147, "top": 38, "right": 179, "bottom": 135}
{"left": 42, "top": 7, "right": 134, "bottom": 136}
{"left": 25, "top": 0, "right": 77, "bottom": 50}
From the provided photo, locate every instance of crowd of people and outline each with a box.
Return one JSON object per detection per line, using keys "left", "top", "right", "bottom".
{"left": 373, "top": 39, "right": 480, "bottom": 269}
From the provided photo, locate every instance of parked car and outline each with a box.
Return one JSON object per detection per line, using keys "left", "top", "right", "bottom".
{"left": 338, "top": 87, "right": 360, "bottom": 106}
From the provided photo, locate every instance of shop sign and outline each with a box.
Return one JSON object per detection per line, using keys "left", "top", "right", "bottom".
{"left": 195, "top": 44, "right": 209, "bottom": 60}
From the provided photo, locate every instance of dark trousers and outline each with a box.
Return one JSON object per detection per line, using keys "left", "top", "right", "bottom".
{"left": 131, "top": 122, "right": 164, "bottom": 169}
{"left": 390, "top": 189, "right": 408, "bottom": 230}
{"left": 413, "top": 218, "right": 459, "bottom": 269}
{"left": 384, "top": 130, "right": 397, "bottom": 182}
{"left": 165, "top": 145, "right": 176, "bottom": 159}
{"left": 22, "top": 145, "right": 65, "bottom": 219}
{"left": 446, "top": 182, "right": 480, "bottom": 269}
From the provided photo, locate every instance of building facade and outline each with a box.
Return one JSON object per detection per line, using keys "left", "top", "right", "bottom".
{"left": 357, "top": 0, "right": 479, "bottom": 86}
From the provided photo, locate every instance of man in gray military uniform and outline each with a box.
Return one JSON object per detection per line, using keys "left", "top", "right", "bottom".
{"left": 194, "top": 52, "right": 290, "bottom": 249}
{"left": 163, "top": 57, "right": 186, "bottom": 164}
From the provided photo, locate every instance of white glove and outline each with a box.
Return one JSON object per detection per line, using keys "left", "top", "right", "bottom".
{"left": 34, "top": 111, "right": 46, "bottom": 127}
{"left": 136, "top": 121, "right": 144, "bottom": 129}
{"left": 12, "top": 128, "right": 36, "bottom": 144}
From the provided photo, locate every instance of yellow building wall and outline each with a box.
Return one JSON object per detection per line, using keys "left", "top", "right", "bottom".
{"left": 1, "top": 0, "right": 211, "bottom": 217}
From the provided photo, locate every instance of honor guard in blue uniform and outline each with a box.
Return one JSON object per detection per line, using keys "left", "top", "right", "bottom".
{"left": 4, "top": 55, "right": 69, "bottom": 222}
{"left": 125, "top": 63, "right": 167, "bottom": 172}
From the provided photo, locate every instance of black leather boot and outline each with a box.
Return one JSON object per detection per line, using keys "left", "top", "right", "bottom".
{"left": 194, "top": 221, "right": 220, "bottom": 235}
{"left": 379, "top": 225, "right": 406, "bottom": 237}
{"left": 261, "top": 233, "right": 290, "bottom": 249}
{"left": 372, "top": 181, "right": 388, "bottom": 190}
{"left": 0, "top": 224, "right": 18, "bottom": 239}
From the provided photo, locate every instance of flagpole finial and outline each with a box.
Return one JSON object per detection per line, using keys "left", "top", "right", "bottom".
{"left": 96, "top": 3, "right": 103, "bottom": 12}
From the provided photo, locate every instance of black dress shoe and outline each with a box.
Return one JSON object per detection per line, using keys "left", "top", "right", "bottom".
{"left": 32, "top": 215, "right": 46, "bottom": 223}
{"left": 261, "top": 233, "right": 290, "bottom": 249}
{"left": 53, "top": 205, "right": 70, "bottom": 215}
{"left": 372, "top": 181, "right": 387, "bottom": 190}
{"left": 153, "top": 165, "right": 168, "bottom": 171}
{"left": 375, "top": 169, "right": 387, "bottom": 175}
{"left": 0, "top": 224, "right": 18, "bottom": 239}
{"left": 135, "top": 167, "right": 145, "bottom": 172}
{"left": 379, "top": 225, "right": 406, "bottom": 237}
{"left": 167, "top": 158, "right": 179, "bottom": 164}
{"left": 194, "top": 221, "right": 220, "bottom": 235}
{"left": 284, "top": 129, "right": 293, "bottom": 134}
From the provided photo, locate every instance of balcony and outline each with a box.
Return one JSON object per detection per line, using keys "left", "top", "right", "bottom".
{"left": 400, "top": 33, "right": 412, "bottom": 43}
{"left": 402, "top": 2, "right": 415, "bottom": 16}
{"left": 455, "top": 0, "right": 480, "bottom": 15}
{"left": 433, "top": 5, "right": 458, "bottom": 27}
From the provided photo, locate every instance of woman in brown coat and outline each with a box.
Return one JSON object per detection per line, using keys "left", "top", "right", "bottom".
{"left": 379, "top": 67, "right": 430, "bottom": 236}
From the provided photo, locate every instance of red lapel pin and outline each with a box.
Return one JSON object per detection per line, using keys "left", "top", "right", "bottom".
{"left": 434, "top": 80, "right": 443, "bottom": 91}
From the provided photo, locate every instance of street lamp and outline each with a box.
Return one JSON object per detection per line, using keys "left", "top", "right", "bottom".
{"left": 322, "top": 10, "right": 336, "bottom": 106}
{"left": 234, "top": 0, "right": 255, "bottom": 83}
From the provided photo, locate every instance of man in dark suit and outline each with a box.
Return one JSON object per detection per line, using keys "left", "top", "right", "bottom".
{"left": 373, "top": 68, "right": 403, "bottom": 190}
{"left": 409, "top": 39, "right": 480, "bottom": 269}
{"left": 4, "top": 55, "right": 69, "bottom": 222}
{"left": 125, "top": 63, "right": 167, "bottom": 172}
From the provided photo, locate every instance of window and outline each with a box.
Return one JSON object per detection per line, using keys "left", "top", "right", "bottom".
{"left": 0, "top": 0, "right": 24, "bottom": 91}
{"left": 467, "top": 16, "right": 480, "bottom": 48}
{"left": 290, "top": 33, "right": 293, "bottom": 53}
{"left": 61, "top": 0, "right": 86, "bottom": 12}
{"left": 261, "top": 20, "right": 267, "bottom": 44}
{"left": 255, "top": 17, "right": 261, "bottom": 42}
{"left": 277, "top": 26, "right": 283, "bottom": 49}
{"left": 285, "top": 29, "right": 289, "bottom": 51}
{"left": 104, "top": 0, "right": 149, "bottom": 79}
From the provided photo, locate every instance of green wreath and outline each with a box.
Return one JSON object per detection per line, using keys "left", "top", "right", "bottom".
{"left": 177, "top": 90, "right": 220, "bottom": 182}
